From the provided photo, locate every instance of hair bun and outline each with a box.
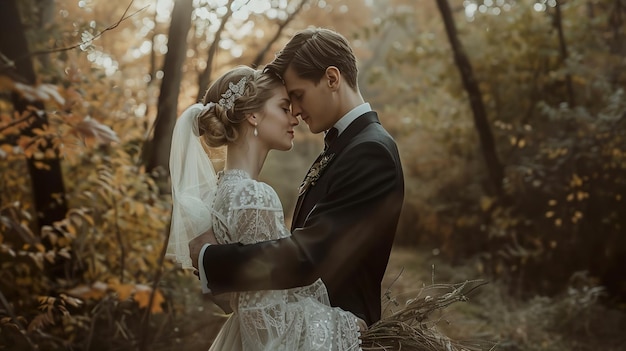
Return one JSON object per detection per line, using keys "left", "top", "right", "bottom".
{"left": 197, "top": 103, "right": 236, "bottom": 148}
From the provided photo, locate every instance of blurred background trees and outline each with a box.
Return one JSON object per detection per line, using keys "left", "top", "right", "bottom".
{"left": 1, "top": 0, "right": 624, "bottom": 350}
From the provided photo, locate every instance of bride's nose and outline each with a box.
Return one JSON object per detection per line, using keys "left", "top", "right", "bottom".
{"left": 290, "top": 114, "right": 299, "bottom": 126}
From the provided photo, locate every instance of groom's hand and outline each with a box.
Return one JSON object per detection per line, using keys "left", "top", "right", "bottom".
{"left": 189, "top": 229, "right": 218, "bottom": 269}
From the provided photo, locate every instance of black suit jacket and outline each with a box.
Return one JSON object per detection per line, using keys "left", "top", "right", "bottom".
{"left": 202, "top": 111, "right": 404, "bottom": 325}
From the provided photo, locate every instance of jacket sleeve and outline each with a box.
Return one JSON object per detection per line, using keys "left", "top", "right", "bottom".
{"left": 203, "top": 140, "right": 401, "bottom": 294}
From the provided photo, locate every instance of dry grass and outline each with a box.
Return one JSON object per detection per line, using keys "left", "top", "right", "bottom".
{"left": 362, "top": 280, "right": 493, "bottom": 351}
{"left": 381, "top": 247, "right": 626, "bottom": 351}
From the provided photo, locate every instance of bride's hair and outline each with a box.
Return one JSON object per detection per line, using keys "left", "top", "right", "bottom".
{"left": 197, "top": 65, "right": 282, "bottom": 147}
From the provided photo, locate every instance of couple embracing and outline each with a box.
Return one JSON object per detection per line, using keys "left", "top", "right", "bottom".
{"left": 167, "top": 27, "right": 405, "bottom": 350}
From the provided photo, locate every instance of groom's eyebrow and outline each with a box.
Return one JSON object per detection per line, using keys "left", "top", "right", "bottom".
{"left": 287, "top": 89, "right": 301, "bottom": 99}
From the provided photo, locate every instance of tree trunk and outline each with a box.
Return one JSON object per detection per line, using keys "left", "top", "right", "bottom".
{"left": 196, "top": 0, "right": 235, "bottom": 101}
{"left": 553, "top": 0, "right": 575, "bottom": 106}
{"left": 435, "top": 0, "right": 504, "bottom": 198}
{"left": 0, "top": 0, "right": 68, "bottom": 229}
{"left": 610, "top": 0, "right": 624, "bottom": 53}
{"left": 148, "top": 1, "right": 160, "bottom": 85}
{"left": 146, "top": 0, "right": 193, "bottom": 190}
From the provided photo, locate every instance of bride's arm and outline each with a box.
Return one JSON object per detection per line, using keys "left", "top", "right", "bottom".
{"left": 201, "top": 179, "right": 297, "bottom": 290}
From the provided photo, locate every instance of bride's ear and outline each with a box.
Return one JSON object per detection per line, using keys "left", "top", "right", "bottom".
{"left": 245, "top": 114, "right": 258, "bottom": 126}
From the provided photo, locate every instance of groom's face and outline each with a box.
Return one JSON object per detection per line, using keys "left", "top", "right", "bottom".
{"left": 283, "top": 66, "right": 335, "bottom": 134}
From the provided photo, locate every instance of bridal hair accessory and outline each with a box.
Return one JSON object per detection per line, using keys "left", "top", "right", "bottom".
{"left": 298, "top": 153, "right": 335, "bottom": 195}
{"left": 218, "top": 76, "right": 248, "bottom": 110}
{"left": 166, "top": 103, "right": 218, "bottom": 269}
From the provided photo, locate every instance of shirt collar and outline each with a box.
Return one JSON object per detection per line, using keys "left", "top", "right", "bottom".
{"left": 332, "top": 103, "right": 372, "bottom": 136}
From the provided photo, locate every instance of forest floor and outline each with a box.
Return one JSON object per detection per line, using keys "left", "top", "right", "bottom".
{"left": 172, "top": 246, "right": 626, "bottom": 351}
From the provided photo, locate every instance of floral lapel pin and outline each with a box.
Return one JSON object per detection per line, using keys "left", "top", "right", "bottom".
{"left": 298, "top": 153, "right": 335, "bottom": 196}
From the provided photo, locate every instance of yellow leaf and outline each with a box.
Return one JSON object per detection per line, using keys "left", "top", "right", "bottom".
{"left": 1, "top": 144, "right": 13, "bottom": 155}
{"left": 33, "top": 161, "right": 51, "bottom": 170}
{"left": 110, "top": 281, "right": 134, "bottom": 301}
{"left": 570, "top": 174, "right": 583, "bottom": 187}
{"left": 480, "top": 196, "right": 494, "bottom": 211}
{"left": 135, "top": 203, "right": 145, "bottom": 217}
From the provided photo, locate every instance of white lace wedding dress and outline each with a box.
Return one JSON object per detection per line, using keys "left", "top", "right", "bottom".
{"left": 207, "top": 169, "right": 361, "bottom": 351}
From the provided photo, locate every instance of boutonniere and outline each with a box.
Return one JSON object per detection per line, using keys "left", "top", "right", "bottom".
{"left": 298, "top": 153, "right": 335, "bottom": 196}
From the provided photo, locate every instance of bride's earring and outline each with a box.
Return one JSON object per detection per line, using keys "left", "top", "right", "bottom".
{"left": 254, "top": 122, "right": 258, "bottom": 137}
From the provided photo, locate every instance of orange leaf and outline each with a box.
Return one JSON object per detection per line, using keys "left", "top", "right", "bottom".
{"left": 132, "top": 285, "right": 164, "bottom": 314}
{"left": 109, "top": 281, "right": 134, "bottom": 301}
{"left": 133, "top": 285, "right": 151, "bottom": 309}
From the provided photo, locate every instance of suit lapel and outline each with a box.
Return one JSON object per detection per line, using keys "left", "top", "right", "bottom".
{"left": 291, "top": 112, "right": 381, "bottom": 230}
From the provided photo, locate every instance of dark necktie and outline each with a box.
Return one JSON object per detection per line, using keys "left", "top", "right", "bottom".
{"left": 324, "top": 127, "right": 338, "bottom": 151}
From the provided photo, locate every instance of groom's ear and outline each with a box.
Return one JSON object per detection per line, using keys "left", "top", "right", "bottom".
{"left": 325, "top": 66, "right": 340, "bottom": 91}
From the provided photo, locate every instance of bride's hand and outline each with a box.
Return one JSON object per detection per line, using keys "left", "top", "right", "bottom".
{"left": 206, "top": 293, "right": 233, "bottom": 314}
{"left": 189, "top": 229, "right": 219, "bottom": 269}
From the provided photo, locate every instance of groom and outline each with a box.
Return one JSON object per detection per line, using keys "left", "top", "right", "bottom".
{"left": 190, "top": 27, "right": 404, "bottom": 326}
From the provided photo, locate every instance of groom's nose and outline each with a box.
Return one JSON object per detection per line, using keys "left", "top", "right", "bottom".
{"left": 291, "top": 102, "right": 302, "bottom": 117}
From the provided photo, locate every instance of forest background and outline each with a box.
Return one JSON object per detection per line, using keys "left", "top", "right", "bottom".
{"left": 1, "top": 0, "right": 625, "bottom": 350}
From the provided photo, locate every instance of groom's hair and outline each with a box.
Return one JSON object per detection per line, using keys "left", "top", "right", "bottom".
{"left": 266, "top": 28, "right": 358, "bottom": 89}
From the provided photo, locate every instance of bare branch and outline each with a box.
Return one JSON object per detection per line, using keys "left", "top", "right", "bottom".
{"left": 0, "top": 112, "right": 37, "bottom": 134}
{"left": 252, "top": 0, "right": 310, "bottom": 68}
{"left": 27, "top": 0, "right": 147, "bottom": 58}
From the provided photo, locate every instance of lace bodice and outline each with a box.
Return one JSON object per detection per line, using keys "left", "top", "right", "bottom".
{"left": 212, "top": 169, "right": 290, "bottom": 245}
{"left": 208, "top": 169, "right": 361, "bottom": 351}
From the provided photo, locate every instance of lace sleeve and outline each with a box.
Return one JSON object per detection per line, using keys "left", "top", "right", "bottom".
{"left": 227, "top": 179, "right": 290, "bottom": 244}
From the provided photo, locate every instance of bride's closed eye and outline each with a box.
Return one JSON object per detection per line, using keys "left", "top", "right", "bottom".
{"left": 280, "top": 103, "right": 291, "bottom": 114}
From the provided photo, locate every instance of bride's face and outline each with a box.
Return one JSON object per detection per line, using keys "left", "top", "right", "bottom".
{"left": 256, "top": 86, "right": 299, "bottom": 151}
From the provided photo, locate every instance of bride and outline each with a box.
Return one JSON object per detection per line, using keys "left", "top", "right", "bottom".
{"left": 166, "top": 65, "right": 363, "bottom": 350}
